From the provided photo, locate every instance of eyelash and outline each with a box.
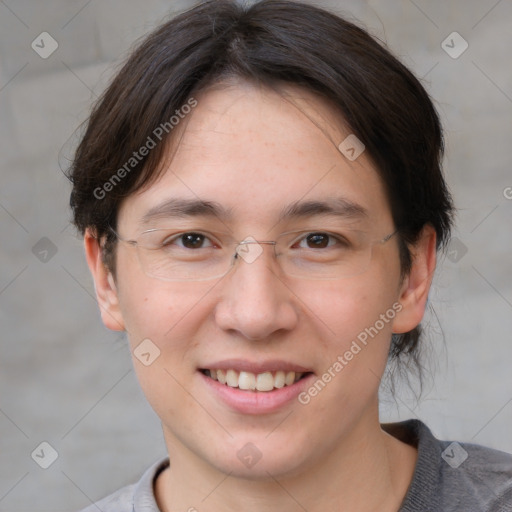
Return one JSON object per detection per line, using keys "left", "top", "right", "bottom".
{"left": 162, "top": 231, "right": 349, "bottom": 250}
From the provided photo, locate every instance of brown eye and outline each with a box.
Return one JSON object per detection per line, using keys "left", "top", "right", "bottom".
{"left": 296, "top": 232, "right": 338, "bottom": 249}
{"left": 305, "top": 233, "right": 330, "bottom": 248}
{"left": 181, "top": 233, "right": 206, "bottom": 249}
{"left": 162, "top": 232, "right": 212, "bottom": 249}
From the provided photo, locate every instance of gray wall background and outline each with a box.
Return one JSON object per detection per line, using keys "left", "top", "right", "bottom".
{"left": 0, "top": 0, "right": 511, "bottom": 510}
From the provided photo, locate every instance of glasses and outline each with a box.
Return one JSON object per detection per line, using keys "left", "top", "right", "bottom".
{"left": 109, "top": 225, "right": 398, "bottom": 282}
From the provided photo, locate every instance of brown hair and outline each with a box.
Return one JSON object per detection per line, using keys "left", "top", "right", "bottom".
{"left": 67, "top": 0, "right": 455, "bottom": 384}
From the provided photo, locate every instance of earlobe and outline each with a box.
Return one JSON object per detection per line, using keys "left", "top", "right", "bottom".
{"left": 84, "top": 229, "right": 125, "bottom": 331}
{"left": 391, "top": 225, "right": 437, "bottom": 334}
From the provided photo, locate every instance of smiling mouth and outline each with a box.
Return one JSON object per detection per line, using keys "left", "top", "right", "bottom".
{"left": 200, "top": 369, "right": 312, "bottom": 392}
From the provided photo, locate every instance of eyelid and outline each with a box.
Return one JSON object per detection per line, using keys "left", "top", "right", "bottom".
{"left": 281, "top": 227, "right": 363, "bottom": 240}
{"left": 141, "top": 227, "right": 366, "bottom": 246}
{"left": 142, "top": 226, "right": 230, "bottom": 236}
{"left": 287, "top": 230, "right": 352, "bottom": 248}
{"left": 158, "top": 230, "right": 220, "bottom": 248}
{"left": 141, "top": 227, "right": 227, "bottom": 243}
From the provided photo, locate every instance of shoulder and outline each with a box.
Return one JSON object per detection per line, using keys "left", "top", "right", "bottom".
{"left": 78, "top": 483, "right": 136, "bottom": 512}
{"left": 384, "top": 419, "right": 512, "bottom": 512}
{"left": 437, "top": 438, "right": 512, "bottom": 511}
{"left": 76, "top": 457, "right": 170, "bottom": 512}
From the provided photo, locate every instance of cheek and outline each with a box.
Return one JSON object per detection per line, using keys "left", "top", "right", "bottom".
{"left": 118, "top": 280, "right": 207, "bottom": 419}
{"left": 294, "top": 281, "right": 398, "bottom": 422}
{"left": 120, "top": 284, "right": 199, "bottom": 350}
{"left": 116, "top": 266, "right": 213, "bottom": 385}
{"left": 115, "top": 247, "right": 193, "bottom": 340}
{"left": 297, "top": 273, "right": 398, "bottom": 342}
{"left": 293, "top": 268, "right": 401, "bottom": 403}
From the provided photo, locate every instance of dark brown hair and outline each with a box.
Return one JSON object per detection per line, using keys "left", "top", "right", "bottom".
{"left": 67, "top": 0, "right": 454, "bottom": 383}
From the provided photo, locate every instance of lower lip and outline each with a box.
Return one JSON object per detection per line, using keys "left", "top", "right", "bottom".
{"left": 199, "top": 371, "right": 315, "bottom": 414}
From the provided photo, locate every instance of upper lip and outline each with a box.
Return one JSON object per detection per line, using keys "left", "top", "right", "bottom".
{"left": 199, "top": 359, "right": 314, "bottom": 374}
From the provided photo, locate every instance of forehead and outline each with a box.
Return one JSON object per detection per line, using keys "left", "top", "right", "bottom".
{"left": 117, "top": 81, "right": 393, "bottom": 232}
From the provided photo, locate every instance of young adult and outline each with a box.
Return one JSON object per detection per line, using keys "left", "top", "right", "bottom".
{"left": 69, "top": 1, "right": 512, "bottom": 510}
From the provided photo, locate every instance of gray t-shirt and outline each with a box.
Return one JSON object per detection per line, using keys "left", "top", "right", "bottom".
{"left": 78, "top": 420, "right": 512, "bottom": 511}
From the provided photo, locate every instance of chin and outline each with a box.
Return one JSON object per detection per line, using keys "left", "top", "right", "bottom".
{"left": 201, "top": 436, "right": 315, "bottom": 481}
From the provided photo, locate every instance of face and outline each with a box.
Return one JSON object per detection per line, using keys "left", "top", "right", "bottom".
{"left": 88, "top": 81, "right": 433, "bottom": 480}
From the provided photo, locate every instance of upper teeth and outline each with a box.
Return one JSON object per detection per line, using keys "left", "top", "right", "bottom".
{"left": 206, "top": 369, "right": 303, "bottom": 392}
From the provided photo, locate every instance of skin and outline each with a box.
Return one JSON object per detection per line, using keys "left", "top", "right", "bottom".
{"left": 85, "top": 81, "right": 437, "bottom": 512}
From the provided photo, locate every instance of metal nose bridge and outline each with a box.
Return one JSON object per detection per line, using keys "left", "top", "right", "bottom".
{"left": 234, "top": 239, "right": 277, "bottom": 261}
{"left": 238, "top": 240, "right": 277, "bottom": 246}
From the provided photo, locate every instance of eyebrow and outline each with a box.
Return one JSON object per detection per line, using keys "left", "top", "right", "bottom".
{"left": 140, "top": 198, "right": 234, "bottom": 225}
{"left": 278, "top": 197, "right": 368, "bottom": 222}
{"left": 140, "top": 197, "right": 369, "bottom": 225}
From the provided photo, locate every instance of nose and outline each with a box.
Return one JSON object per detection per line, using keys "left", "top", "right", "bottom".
{"left": 214, "top": 242, "right": 298, "bottom": 341}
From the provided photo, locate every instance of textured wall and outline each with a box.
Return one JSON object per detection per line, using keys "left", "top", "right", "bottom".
{"left": 0, "top": 0, "right": 511, "bottom": 510}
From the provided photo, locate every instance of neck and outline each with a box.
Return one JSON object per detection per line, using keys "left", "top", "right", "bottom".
{"left": 155, "top": 405, "right": 417, "bottom": 512}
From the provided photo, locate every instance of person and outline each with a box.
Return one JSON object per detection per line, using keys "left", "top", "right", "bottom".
{"left": 68, "top": 1, "right": 512, "bottom": 510}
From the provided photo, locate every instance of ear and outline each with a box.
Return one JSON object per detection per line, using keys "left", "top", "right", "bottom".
{"left": 392, "top": 225, "right": 437, "bottom": 334}
{"left": 84, "top": 228, "right": 125, "bottom": 331}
